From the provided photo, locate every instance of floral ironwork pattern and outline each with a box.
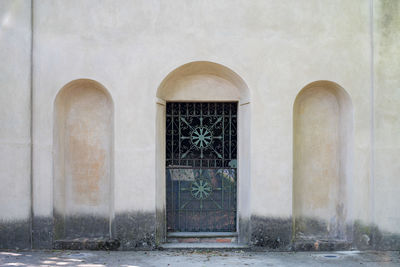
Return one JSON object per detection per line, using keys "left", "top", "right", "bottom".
{"left": 166, "top": 102, "right": 237, "bottom": 232}
{"left": 166, "top": 102, "right": 237, "bottom": 168}
{"left": 191, "top": 178, "right": 213, "bottom": 200}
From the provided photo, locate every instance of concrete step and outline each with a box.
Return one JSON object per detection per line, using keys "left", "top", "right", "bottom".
{"left": 161, "top": 242, "right": 248, "bottom": 249}
{"left": 166, "top": 232, "right": 238, "bottom": 244}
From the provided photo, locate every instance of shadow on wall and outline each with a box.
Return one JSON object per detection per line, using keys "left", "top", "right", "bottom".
{"left": 53, "top": 79, "right": 114, "bottom": 241}
{"left": 293, "top": 81, "right": 354, "bottom": 245}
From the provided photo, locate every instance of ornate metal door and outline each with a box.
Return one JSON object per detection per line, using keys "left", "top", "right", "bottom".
{"left": 166, "top": 102, "right": 237, "bottom": 232}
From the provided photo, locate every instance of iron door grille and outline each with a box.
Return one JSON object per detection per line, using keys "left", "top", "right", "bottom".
{"left": 166, "top": 102, "right": 237, "bottom": 232}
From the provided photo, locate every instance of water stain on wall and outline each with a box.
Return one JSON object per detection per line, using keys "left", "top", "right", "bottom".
{"left": 69, "top": 127, "right": 106, "bottom": 205}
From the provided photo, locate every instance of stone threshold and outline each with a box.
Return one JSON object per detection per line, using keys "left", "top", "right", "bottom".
{"left": 166, "top": 232, "right": 239, "bottom": 244}
{"left": 160, "top": 242, "right": 248, "bottom": 249}
{"left": 167, "top": 232, "right": 238, "bottom": 238}
{"left": 164, "top": 232, "right": 241, "bottom": 248}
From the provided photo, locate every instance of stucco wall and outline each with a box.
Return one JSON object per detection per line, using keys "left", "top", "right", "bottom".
{"left": 0, "top": 0, "right": 32, "bottom": 249}
{"left": 0, "top": 0, "right": 399, "bottom": 250}
{"left": 30, "top": 0, "right": 372, "bottom": 249}
{"left": 32, "top": 0, "right": 371, "bottom": 211}
{"left": 373, "top": 0, "right": 400, "bottom": 237}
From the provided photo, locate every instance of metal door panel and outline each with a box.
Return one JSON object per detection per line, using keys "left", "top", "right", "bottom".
{"left": 166, "top": 102, "right": 237, "bottom": 232}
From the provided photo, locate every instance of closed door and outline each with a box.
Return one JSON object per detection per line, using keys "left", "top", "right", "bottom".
{"left": 166, "top": 102, "right": 237, "bottom": 232}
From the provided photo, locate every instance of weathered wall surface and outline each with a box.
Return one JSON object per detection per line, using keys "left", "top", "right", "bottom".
{"left": 33, "top": 0, "right": 371, "bottom": 249}
{"left": 370, "top": 0, "right": 400, "bottom": 249}
{"left": 31, "top": 0, "right": 371, "bottom": 249}
{"left": 0, "top": 0, "right": 32, "bottom": 249}
{"left": 0, "top": 0, "right": 399, "bottom": 250}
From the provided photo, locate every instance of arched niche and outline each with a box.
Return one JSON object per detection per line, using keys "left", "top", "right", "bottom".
{"left": 293, "top": 81, "right": 353, "bottom": 242}
{"left": 53, "top": 79, "right": 114, "bottom": 240}
{"left": 155, "top": 61, "right": 251, "bottom": 243}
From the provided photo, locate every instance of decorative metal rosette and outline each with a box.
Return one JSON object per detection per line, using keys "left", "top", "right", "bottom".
{"left": 191, "top": 127, "right": 212, "bottom": 149}
{"left": 190, "top": 178, "right": 213, "bottom": 200}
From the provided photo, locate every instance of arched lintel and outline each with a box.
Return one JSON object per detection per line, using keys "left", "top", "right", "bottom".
{"left": 156, "top": 61, "right": 251, "bottom": 103}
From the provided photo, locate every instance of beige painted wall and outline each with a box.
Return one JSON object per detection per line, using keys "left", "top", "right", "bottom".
{"left": 31, "top": 0, "right": 372, "bottom": 224}
{"left": 0, "top": 0, "right": 31, "bottom": 221}
{"left": 1, "top": 0, "right": 398, "bottom": 238}
{"left": 373, "top": 0, "right": 400, "bottom": 234}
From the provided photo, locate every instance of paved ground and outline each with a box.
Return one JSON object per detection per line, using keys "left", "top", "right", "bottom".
{"left": 0, "top": 250, "right": 399, "bottom": 266}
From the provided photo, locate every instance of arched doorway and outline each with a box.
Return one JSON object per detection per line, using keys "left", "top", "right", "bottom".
{"left": 155, "top": 61, "right": 251, "bottom": 243}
